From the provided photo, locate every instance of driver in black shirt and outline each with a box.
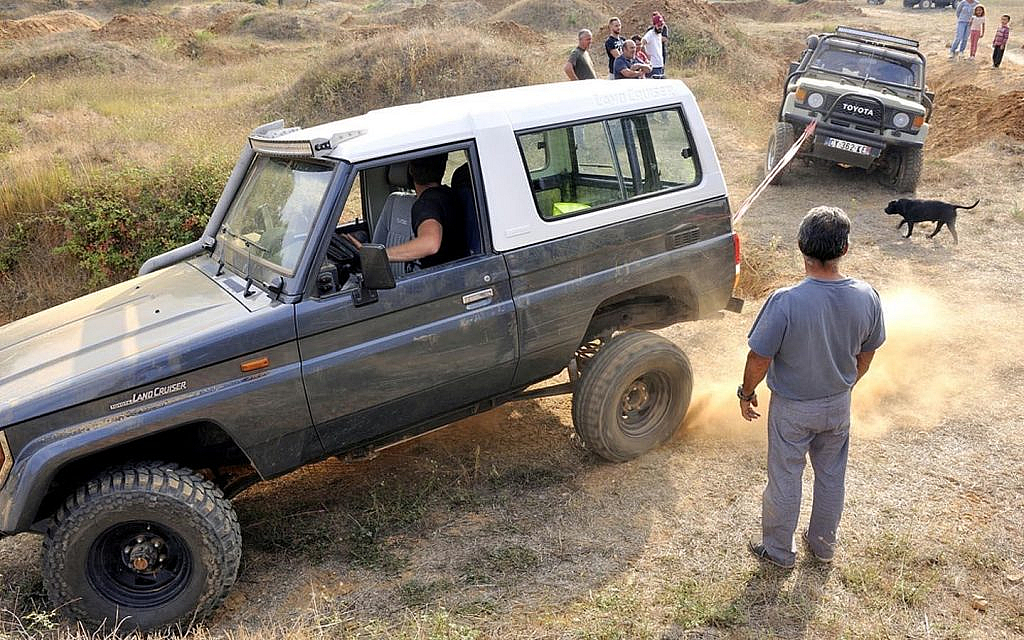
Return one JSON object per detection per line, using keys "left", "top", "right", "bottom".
{"left": 346, "top": 153, "right": 465, "bottom": 269}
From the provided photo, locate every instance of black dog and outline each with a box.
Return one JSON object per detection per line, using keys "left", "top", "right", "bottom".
{"left": 884, "top": 198, "right": 979, "bottom": 245}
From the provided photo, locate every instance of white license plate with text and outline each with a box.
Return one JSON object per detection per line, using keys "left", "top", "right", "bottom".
{"left": 824, "top": 137, "right": 874, "bottom": 156}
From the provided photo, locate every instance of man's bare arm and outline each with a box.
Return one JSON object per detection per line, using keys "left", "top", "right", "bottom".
{"left": 564, "top": 61, "right": 577, "bottom": 80}
{"left": 384, "top": 219, "right": 442, "bottom": 262}
{"left": 740, "top": 350, "right": 771, "bottom": 421}
{"left": 855, "top": 350, "right": 875, "bottom": 383}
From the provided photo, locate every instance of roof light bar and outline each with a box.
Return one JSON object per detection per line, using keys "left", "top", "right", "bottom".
{"left": 834, "top": 26, "right": 919, "bottom": 49}
{"left": 249, "top": 128, "right": 367, "bottom": 158}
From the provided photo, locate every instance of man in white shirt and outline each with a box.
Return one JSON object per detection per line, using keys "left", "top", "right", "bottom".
{"left": 642, "top": 12, "right": 667, "bottom": 78}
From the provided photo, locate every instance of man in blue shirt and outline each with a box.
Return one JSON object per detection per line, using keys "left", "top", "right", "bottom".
{"left": 613, "top": 39, "right": 652, "bottom": 79}
{"left": 739, "top": 207, "right": 885, "bottom": 568}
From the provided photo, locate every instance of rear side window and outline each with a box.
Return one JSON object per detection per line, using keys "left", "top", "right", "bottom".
{"left": 516, "top": 107, "right": 700, "bottom": 221}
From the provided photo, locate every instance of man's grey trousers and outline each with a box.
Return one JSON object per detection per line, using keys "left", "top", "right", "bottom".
{"left": 762, "top": 390, "right": 852, "bottom": 564}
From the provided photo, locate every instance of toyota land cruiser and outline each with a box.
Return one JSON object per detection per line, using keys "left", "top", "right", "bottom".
{"left": 0, "top": 79, "right": 742, "bottom": 630}
{"left": 766, "top": 26, "right": 934, "bottom": 192}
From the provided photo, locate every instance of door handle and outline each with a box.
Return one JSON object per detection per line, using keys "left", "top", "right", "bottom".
{"left": 462, "top": 288, "right": 494, "bottom": 305}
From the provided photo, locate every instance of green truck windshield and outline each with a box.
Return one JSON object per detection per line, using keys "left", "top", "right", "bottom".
{"left": 219, "top": 156, "right": 333, "bottom": 276}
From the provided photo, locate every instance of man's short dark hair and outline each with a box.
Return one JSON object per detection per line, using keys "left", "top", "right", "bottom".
{"left": 409, "top": 153, "right": 448, "bottom": 186}
{"left": 798, "top": 206, "right": 850, "bottom": 263}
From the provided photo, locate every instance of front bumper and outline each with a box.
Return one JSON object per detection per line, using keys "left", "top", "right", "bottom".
{"left": 784, "top": 113, "right": 925, "bottom": 150}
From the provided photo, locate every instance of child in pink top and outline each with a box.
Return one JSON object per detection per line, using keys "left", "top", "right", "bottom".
{"left": 969, "top": 4, "right": 986, "bottom": 58}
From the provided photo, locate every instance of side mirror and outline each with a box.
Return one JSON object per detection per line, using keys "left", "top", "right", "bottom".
{"left": 359, "top": 244, "right": 396, "bottom": 290}
{"left": 788, "top": 61, "right": 799, "bottom": 75}
{"left": 351, "top": 243, "right": 395, "bottom": 307}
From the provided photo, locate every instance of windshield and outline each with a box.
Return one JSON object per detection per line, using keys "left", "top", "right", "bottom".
{"left": 810, "top": 42, "right": 922, "bottom": 88}
{"left": 218, "top": 155, "right": 333, "bottom": 277}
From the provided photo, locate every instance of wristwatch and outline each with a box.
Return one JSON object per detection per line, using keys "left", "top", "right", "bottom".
{"left": 736, "top": 385, "right": 756, "bottom": 402}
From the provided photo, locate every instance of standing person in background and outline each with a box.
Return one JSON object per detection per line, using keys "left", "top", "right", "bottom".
{"left": 968, "top": 4, "right": 987, "bottom": 59}
{"left": 642, "top": 12, "right": 669, "bottom": 78}
{"left": 740, "top": 207, "right": 885, "bottom": 569}
{"left": 613, "top": 39, "right": 652, "bottom": 79}
{"left": 951, "top": 0, "right": 980, "bottom": 59}
{"left": 564, "top": 29, "right": 596, "bottom": 80}
{"left": 992, "top": 14, "right": 1011, "bottom": 68}
{"left": 632, "top": 35, "right": 651, "bottom": 75}
{"left": 604, "top": 17, "right": 626, "bottom": 80}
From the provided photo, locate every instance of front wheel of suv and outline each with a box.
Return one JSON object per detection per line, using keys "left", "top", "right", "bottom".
{"left": 892, "top": 147, "right": 924, "bottom": 192}
{"left": 41, "top": 463, "right": 242, "bottom": 631}
{"left": 572, "top": 332, "right": 693, "bottom": 463}
{"left": 765, "top": 122, "right": 796, "bottom": 185}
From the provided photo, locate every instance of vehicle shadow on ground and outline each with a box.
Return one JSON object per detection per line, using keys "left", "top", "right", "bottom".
{"left": 219, "top": 397, "right": 678, "bottom": 632}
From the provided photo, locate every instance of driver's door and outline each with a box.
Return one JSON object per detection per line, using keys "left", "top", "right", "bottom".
{"left": 295, "top": 149, "right": 518, "bottom": 454}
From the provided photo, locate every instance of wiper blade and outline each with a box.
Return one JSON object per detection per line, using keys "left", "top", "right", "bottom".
{"left": 219, "top": 224, "right": 270, "bottom": 288}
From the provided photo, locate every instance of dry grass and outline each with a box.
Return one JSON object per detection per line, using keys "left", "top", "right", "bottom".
{"left": 275, "top": 26, "right": 547, "bottom": 126}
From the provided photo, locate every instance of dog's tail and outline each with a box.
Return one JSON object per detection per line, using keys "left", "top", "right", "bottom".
{"left": 955, "top": 199, "right": 981, "bottom": 210}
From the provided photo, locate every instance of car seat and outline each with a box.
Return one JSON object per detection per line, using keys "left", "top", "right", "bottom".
{"left": 451, "top": 162, "right": 481, "bottom": 255}
{"left": 372, "top": 161, "right": 417, "bottom": 278}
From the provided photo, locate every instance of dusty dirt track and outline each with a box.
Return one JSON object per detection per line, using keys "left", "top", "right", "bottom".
{"left": 1, "top": 1, "right": 1023, "bottom": 638}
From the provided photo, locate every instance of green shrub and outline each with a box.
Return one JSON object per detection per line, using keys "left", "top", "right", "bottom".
{"left": 671, "top": 29, "right": 726, "bottom": 65}
{"left": 57, "top": 160, "right": 228, "bottom": 285}
{"left": 0, "top": 222, "right": 30, "bottom": 274}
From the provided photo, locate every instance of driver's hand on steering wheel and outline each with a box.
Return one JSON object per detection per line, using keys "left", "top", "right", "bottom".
{"left": 341, "top": 233, "right": 363, "bottom": 249}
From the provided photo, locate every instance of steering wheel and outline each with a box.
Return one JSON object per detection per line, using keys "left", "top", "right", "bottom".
{"left": 327, "top": 233, "right": 360, "bottom": 265}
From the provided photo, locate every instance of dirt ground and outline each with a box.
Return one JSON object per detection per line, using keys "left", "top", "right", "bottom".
{"left": 1, "top": 1, "right": 1023, "bottom": 639}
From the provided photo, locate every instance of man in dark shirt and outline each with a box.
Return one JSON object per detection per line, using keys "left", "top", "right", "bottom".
{"left": 564, "top": 28, "right": 596, "bottom": 80}
{"left": 604, "top": 17, "right": 625, "bottom": 80}
{"left": 384, "top": 154, "right": 465, "bottom": 269}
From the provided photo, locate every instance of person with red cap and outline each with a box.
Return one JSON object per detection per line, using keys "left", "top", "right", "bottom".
{"left": 641, "top": 12, "right": 669, "bottom": 78}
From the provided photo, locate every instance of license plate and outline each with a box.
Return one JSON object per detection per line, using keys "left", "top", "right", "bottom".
{"left": 824, "top": 137, "right": 874, "bottom": 156}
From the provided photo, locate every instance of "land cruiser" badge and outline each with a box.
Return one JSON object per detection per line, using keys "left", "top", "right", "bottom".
{"left": 109, "top": 380, "right": 188, "bottom": 411}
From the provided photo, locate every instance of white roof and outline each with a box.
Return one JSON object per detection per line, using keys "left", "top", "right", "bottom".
{"left": 274, "top": 80, "right": 697, "bottom": 163}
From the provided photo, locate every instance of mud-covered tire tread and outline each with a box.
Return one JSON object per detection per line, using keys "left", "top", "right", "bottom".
{"left": 893, "top": 146, "right": 924, "bottom": 192}
{"left": 41, "top": 462, "right": 241, "bottom": 630}
{"left": 571, "top": 332, "right": 693, "bottom": 463}
{"left": 765, "top": 121, "right": 796, "bottom": 185}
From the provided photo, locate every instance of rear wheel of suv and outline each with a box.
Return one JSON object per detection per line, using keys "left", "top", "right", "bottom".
{"left": 893, "top": 147, "right": 924, "bottom": 192}
{"left": 572, "top": 332, "right": 693, "bottom": 462}
{"left": 41, "top": 463, "right": 242, "bottom": 631}
{"left": 765, "top": 122, "right": 796, "bottom": 184}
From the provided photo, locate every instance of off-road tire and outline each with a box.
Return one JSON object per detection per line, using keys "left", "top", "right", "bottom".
{"left": 41, "top": 463, "right": 242, "bottom": 631}
{"left": 893, "top": 146, "right": 924, "bottom": 192}
{"left": 572, "top": 332, "right": 693, "bottom": 462}
{"left": 765, "top": 122, "right": 797, "bottom": 185}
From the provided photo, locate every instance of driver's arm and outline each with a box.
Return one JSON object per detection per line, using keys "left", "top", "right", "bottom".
{"left": 384, "top": 219, "right": 442, "bottom": 262}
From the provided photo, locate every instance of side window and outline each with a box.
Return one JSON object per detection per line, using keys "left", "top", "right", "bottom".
{"left": 517, "top": 107, "right": 700, "bottom": 221}
{"left": 627, "top": 110, "right": 700, "bottom": 193}
{"left": 519, "top": 132, "right": 548, "bottom": 172}
{"left": 316, "top": 148, "right": 483, "bottom": 297}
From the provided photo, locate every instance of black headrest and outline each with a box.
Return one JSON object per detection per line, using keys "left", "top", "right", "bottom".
{"left": 451, "top": 162, "right": 471, "bottom": 189}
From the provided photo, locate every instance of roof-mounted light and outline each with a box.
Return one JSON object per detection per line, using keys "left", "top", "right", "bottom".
{"left": 834, "top": 26, "right": 919, "bottom": 49}
{"left": 248, "top": 128, "right": 367, "bottom": 158}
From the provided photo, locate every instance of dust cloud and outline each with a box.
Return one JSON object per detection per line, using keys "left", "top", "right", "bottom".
{"left": 681, "top": 285, "right": 1002, "bottom": 441}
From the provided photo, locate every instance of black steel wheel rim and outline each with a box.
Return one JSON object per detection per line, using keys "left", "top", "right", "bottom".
{"left": 618, "top": 370, "right": 672, "bottom": 438}
{"left": 87, "top": 521, "right": 192, "bottom": 609}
